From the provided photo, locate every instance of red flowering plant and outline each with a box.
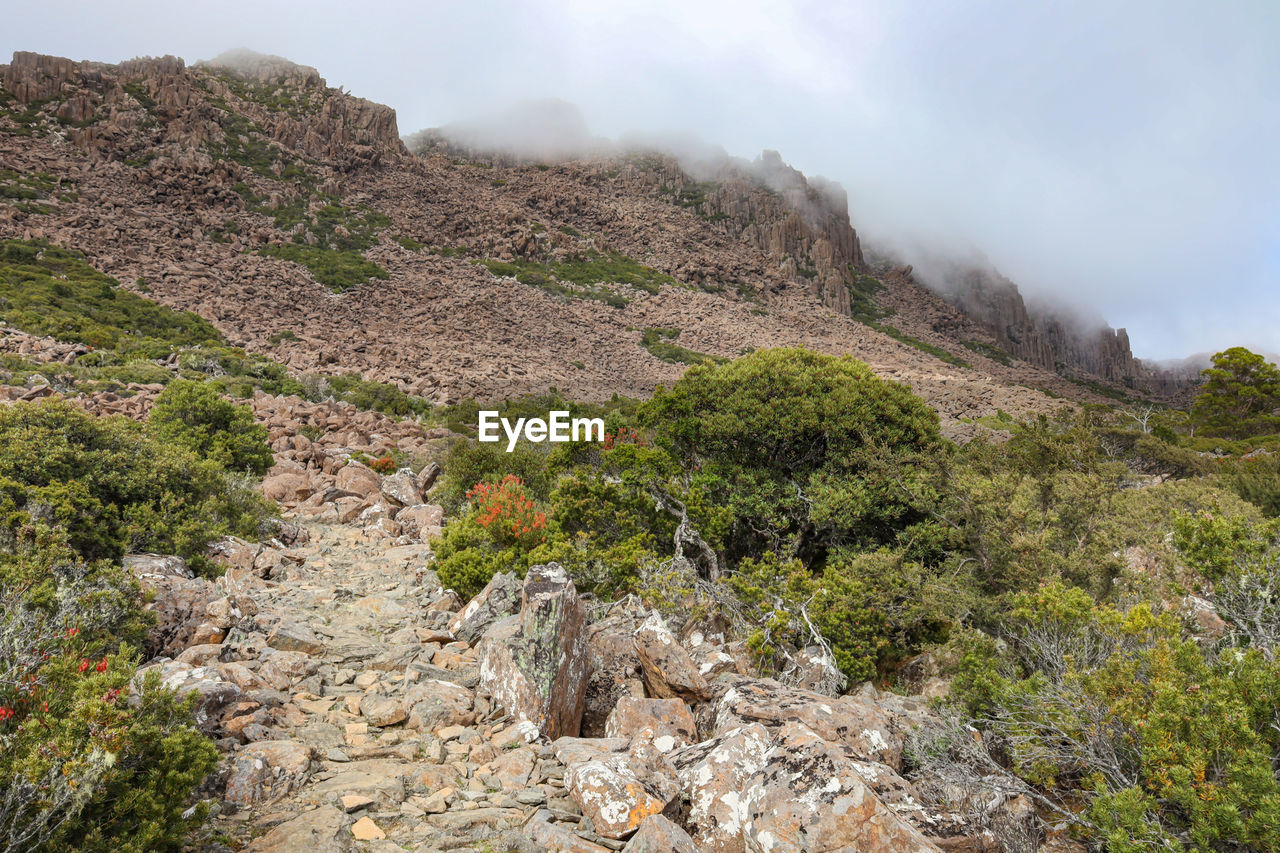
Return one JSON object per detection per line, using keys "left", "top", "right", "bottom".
{"left": 368, "top": 455, "right": 398, "bottom": 474}
{"left": 466, "top": 474, "right": 548, "bottom": 549}
{"left": 433, "top": 474, "right": 554, "bottom": 598}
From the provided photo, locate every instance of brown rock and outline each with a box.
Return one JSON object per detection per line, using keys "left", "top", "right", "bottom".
{"left": 714, "top": 676, "right": 904, "bottom": 769}
{"left": 224, "top": 740, "right": 314, "bottom": 806}
{"left": 622, "top": 814, "right": 696, "bottom": 853}
{"left": 403, "top": 679, "right": 476, "bottom": 731}
{"left": 335, "top": 461, "right": 380, "bottom": 497}
{"left": 359, "top": 693, "right": 407, "bottom": 727}
{"left": 565, "top": 753, "right": 671, "bottom": 840}
{"left": 246, "top": 805, "right": 353, "bottom": 853}
{"left": 668, "top": 724, "right": 773, "bottom": 853}
{"left": 604, "top": 696, "right": 696, "bottom": 753}
{"left": 742, "top": 722, "right": 941, "bottom": 852}
{"left": 633, "top": 613, "right": 710, "bottom": 702}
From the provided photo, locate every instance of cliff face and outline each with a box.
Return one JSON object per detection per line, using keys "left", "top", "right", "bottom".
{"left": 925, "top": 261, "right": 1153, "bottom": 383}
{"left": 0, "top": 49, "right": 405, "bottom": 168}
{"left": 620, "top": 150, "right": 866, "bottom": 316}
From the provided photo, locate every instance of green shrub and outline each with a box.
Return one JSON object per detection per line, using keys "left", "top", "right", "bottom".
{"left": 149, "top": 380, "right": 272, "bottom": 475}
{"left": 641, "top": 348, "right": 946, "bottom": 569}
{"left": 0, "top": 399, "right": 272, "bottom": 573}
{"left": 0, "top": 586, "right": 218, "bottom": 853}
{"left": 1192, "top": 347, "right": 1280, "bottom": 438}
{"left": 953, "top": 582, "right": 1280, "bottom": 851}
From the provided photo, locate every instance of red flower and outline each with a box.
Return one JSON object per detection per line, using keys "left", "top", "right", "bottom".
{"left": 79, "top": 658, "right": 91, "bottom": 673}
{"left": 95, "top": 658, "right": 109, "bottom": 673}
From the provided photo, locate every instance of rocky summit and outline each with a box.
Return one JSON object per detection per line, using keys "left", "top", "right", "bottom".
{"left": 0, "top": 50, "right": 1186, "bottom": 442}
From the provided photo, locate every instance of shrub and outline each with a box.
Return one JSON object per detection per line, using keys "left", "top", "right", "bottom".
{"left": 368, "top": 455, "right": 397, "bottom": 474}
{"left": 149, "top": 380, "right": 273, "bottom": 475}
{"left": 1192, "top": 346, "right": 1280, "bottom": 439}
{"left": 953, "top": 582, "right": 1280, "bottom": 851}
{"left": 0, "top": 584, "right": 218, "bottom": 853}
{"left": 0, "top": 399, "right": 272, "bottom": 573}
{"left": 433, "top": 476, "right": 548, "bottom": 598}
{"left": 641, "top": 348, "right": 946, "bottom": 570}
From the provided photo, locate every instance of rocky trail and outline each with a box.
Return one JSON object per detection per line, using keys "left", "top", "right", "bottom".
{"left": 133, "top": 497, "right": 1053, "bottom": 853}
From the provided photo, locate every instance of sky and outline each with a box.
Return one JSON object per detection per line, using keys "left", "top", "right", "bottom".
{"left": 3, "top": 0, "right": 1278, "bottom": 360}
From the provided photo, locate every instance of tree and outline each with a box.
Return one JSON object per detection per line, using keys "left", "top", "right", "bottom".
{"left": 149, "top": 380, "right": 273, "bottom": 475}
{"left": 1191, "top": 347, "right": 1280, "bottom": 438}
{"left": 639, "top": 348, "right": 946, "bottom": 571}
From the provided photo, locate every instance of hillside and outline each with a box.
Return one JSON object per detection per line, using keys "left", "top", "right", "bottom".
{"left": 0, "top": 49, "right": 1180, "bottom": 440}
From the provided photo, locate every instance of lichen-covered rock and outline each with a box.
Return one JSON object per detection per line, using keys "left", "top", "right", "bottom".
{"left": 714, "top": 676, "right": 904, "bottom": 769}
{"left": 224, "top": 740, "right": 315, "bottom": 806}
{"left": 379, "top": 469, "right": 421, "bottom": 507}
{"left": 633, "top": 612, "right": 710, "bottom": 702}
{"left": 669, "top": 724, "right": 773, "bottom": 853}
{"left": 478, "top": 563, "right": 589, "bottom": 739}
{"left": 448, "top": 570, "right": 522, "bottom": 643}
{"left": 605, "top": 696, "right": 696, "bottom": 753}
{"left": 565, "top": 753, "right": 672, "bottom": 840}
{"left": 741, "top": 722, "right": 941, "bottom": 852}
{"left": 623, "top": 814, "right": 697, "bottom": 853}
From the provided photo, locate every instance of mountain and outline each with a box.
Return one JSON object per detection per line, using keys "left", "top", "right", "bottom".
{"left": 0, "top": 50, "right": 1189, "bottom": 439}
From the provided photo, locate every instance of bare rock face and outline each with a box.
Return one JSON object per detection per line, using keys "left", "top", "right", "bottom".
{"left": 668, "top": 724, "right": 774, "bottom": 853}
{"left": 713, "top": 676, "right": 904, "bottom": 769}
{"left": 478, "top": 563, "right": 590, "bottom": 739}
{"left": 448, "top": 571, "right": 522, "bottom": 644}
{"left": 604, "top": 697, "right": 696, "bottom": 754}
{"left": 633, "top": 613, "right": 710, "bottom": 703}
{"left": 742, "top": 722, "right": 941, "bottom": 853}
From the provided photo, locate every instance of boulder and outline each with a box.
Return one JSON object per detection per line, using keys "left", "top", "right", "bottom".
{"left": 403, "top": 679, "right": 476, "bottom": 731}
{"left": 714, "top": 676, "right": 903, "bottom": 769}
{"left": 224, "top": 740, "right": 315, "bottom": 806}
{"left": 379, "top": 469, "right": 421, "bottom": 507}
{"left": 623, "top": 815, "right": 696, "bottom": 853}
{"left": 268, "top": 620, "right": 326, "bottom": 655}
{"left": 128, "top": 558, "right": 218, "bottom": 658}
{"left": 246, "top": 805, "right": 353, "bottom": 852}
{"left": 605, "top": 697, "right": 696, "bottom": 753}
{"left": 633, "top": 613, "right": 710, "bottom": 702}
{"left": 448, "top": 570, "right": 522, "bottom": 644}
{"left": 396, "top": 503, "right": 444, "bottom": 539}
{"left": 335, "top": 461, "right": 380, "bottom": 497}
{"left": 741, "top": 722, "right": 941, "bottom": 852}
{"left": 565, "top": 753, "right": 674, "bottom": 840}
{"left": 478, "top": 563, "right": 590, "bottom": 739}
{"left": 359, "top": 693, "right": 407, "bottom": 727}
{"left": 668, "top": 724, "right": 773, "bottom": 853}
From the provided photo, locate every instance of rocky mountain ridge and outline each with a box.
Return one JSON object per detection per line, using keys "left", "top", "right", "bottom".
{"left": 0, "top": 49, "right": 1178, "bottom": 441}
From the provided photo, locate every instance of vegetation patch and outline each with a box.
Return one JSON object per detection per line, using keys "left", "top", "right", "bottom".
{"left": 639, "top": 327, "right": 726, "bottom": 366}
{"left": 867, "top": 321, "right": 970, "bottom": 367}
{"left": 960, "top": 339, "right": 1013, "bottom": 365}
